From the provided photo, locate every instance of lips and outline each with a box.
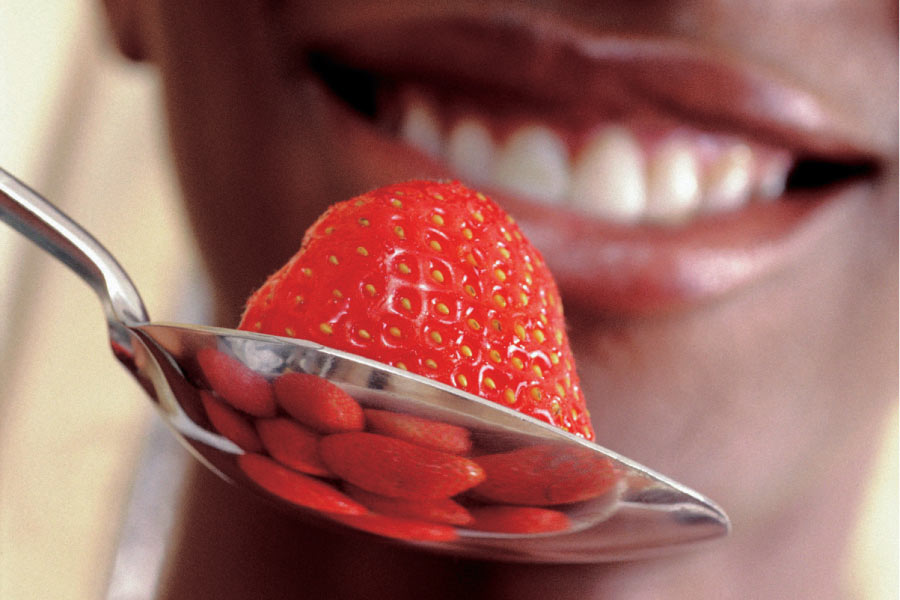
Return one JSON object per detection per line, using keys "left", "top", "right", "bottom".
{"left": 280, "top": 12, "right": 878, "bottom": 315}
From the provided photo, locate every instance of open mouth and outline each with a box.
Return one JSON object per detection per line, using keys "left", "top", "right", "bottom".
{"left": 281, "top": 14, "right": 879, "bottom": 313}
{"left": 303, "top": 49, "right": 874, "bottom": 228}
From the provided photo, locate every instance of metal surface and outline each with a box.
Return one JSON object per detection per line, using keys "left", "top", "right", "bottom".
{"left": 0, "top": 165, "right": 729, "bottom": 563}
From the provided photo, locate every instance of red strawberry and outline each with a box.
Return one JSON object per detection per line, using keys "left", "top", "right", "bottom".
{"left": 363, "top": 408, "right": 472, "bottom": 455}
{"left": 196, "top": 347, "right": 276, "bottom": 417}
{"left": 200, "top": 390, "right": 264, "bottom": 453}
{"left": 328, "top": 512, "right": 459, "bottom": 542}
{"left": 237, "top": 454, "right": 366, "bottom": 515}
{"left": 256, "top": 417, "right": 333, "bottom": 477}
{"left": 344, "top": 483, "right": 474, "bottom": 526}
{"left": 472, "top": 444, "right": 619, "bottom": 506}
{"left": 273, "top": 372, "right": 365, "bottom": 434}
{"left": 468, "top": 506, "right": 570, "bottom": 534}
{"left": 319, "top": 432, "right": 485, "bottom": 500}
{"left": 239, "top": 180, "right": 593, "bottom": 439}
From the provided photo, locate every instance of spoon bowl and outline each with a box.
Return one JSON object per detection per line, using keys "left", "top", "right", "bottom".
{"left": 0, "top": 166, "right": 729, "bottom": 563}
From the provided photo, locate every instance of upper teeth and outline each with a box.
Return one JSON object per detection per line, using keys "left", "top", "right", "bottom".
{"left": 398, "top": 92, "right": 792, "bottom": 225}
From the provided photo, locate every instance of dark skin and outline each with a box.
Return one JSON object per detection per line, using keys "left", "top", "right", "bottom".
{"left": 101, "top": 1, "right": 896, "bottom": 597}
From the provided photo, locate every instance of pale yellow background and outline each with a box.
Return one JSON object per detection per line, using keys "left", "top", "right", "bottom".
{"left": 1, "top": 3, "right": 199, "bottom": 598}
{"left": 0, "top": 2, "right": 896, "bottom": 599}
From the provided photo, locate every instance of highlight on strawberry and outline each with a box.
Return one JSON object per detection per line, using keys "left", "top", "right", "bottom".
{"left": 194, "top": 180, "right": 618, "bottom": 542}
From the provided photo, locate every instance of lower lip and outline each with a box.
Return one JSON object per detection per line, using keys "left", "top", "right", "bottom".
{"left": 314, "top": 83, "right": 864, "bottom": 316}
{"left": 501, "top": 187, "right": 853, "bottom": 315}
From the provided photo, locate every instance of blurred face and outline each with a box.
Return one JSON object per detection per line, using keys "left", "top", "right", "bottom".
{"left": 123, "top": 0, "right": 896, "bottom": 520}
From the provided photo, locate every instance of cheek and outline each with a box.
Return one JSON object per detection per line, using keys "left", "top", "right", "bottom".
{"left": 564, "top": 177, "right": 895, "bottom": 513}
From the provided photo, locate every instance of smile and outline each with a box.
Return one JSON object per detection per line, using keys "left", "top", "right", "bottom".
{"left": 385, "top": 89, "right": 793, "bottom": 225}
{"left": 283, "top": 11, "right": 879, "bottom": 313}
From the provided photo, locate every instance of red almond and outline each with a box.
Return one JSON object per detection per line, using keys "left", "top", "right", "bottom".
{"left": 237, "top": 453, "right": 366, "bottom": 516}
{"left": 200, "top": 390, "right": 263, "bottom": 453}
{"left": 196, "top": 347, "right": 276, "bottom": 417}
{"left": 319, "top": 432, "right": 486, "bottom": 500}
{"left": 468, "top": 506, "right": 570, "bottom": 534}
{"left": 345, "top": 483, "right": 474, "bottom": 526}
{"left": 256, "top": 417, "right": 333, "bottom": 477}
{"left": 328, "top": 512, "right": 459, "bottom": 542}
{"left": 274, "top": 372, "right": 365, "bottom": 434}
{"left": 363, "top": 408, "right": 473, "bottom": 455}
{"left": 472, "top": 444, "right": 619, "bottom": 506}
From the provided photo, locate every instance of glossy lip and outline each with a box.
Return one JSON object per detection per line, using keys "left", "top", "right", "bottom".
{"left": 278, "top": 11, "right": 880, "bottom": 315}
{"left": 499, "top": 184, "right": 870, "bottom": 314}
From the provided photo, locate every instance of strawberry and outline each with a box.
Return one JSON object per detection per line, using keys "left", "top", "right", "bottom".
{"left": 239, "top": 180, "right": 593, "bottom": 439}
{"left": 256, "top": 417, "right": 333, "bottom": 477}
{"left": 363, "top": 408, "right": 472, "bottom": 455}
{"left": 196, "top": 347, "right": 276, "bottom": 417}
{"left": 237, "top": 453, "right": 366, "bottom": 516}
{"left": 472, "top": 444, "right": 619, "bottom": 506}
{"left": 200, "top": 390, "right": 264, "bottom": 453}
{"left": 327, "top": 512, "right": 459, "bottom": 542}
{"left": 467, "top": 506, "right": 570, "bottom": 534}
{"left": 273, "top": 372, "right": 365, "bottom": 434}
{"left": 344, "top": 483, "right": 475, "bottom": 526}
{"left": 319, "top": 432, "right": 485, "bottom": 500}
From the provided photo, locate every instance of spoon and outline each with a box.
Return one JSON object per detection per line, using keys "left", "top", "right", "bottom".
{"left": 0, "top": 166, "right": 728, "bottom": 563}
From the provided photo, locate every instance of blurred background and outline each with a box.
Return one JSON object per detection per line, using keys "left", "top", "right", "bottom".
{"left": 0, "top": 2, "right": 896, "bottom": 598}
{"left": 1, "top": 2, "right": 204, "bottom": 598}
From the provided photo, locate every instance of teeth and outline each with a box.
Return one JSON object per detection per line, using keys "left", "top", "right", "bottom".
{"left": 569, "top": 126, "right": 647, "bottom": 223}
{"left": 756, "top": 151, "right": 792, "bottom": 202}
{"left": 399, "top": 96, "right": 442, "bottom": 157}
{"left": 492, "top": 124, "right": 569, "bottom": 204}
{"left": 703, "top": 143, "right": 754, "bottom": 213}
{"left": 394, "top": 91, "right": 793, "bottom": 225}
{"left": 446, "top": 117, "right": 495, "bottom": 184}
{"left": 645, "top": 137, "right": 701, "bottom": 224}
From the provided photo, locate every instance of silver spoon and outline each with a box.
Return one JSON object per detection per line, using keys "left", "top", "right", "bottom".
{"left": 0, "top": 166, "right": 728, "bottom": 563}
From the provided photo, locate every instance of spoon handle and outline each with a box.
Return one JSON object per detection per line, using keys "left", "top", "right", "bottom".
{"left": 0, "top": 166, "right": 148, "bottom": 326}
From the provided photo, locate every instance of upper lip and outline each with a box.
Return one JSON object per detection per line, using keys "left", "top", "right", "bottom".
{"left": 277, "top": 9, "right": 881, "bottom": 315}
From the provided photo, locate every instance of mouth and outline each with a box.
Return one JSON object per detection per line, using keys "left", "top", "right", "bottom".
{"left": 282, "top": 13, "right": 879, "bottom": 314}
